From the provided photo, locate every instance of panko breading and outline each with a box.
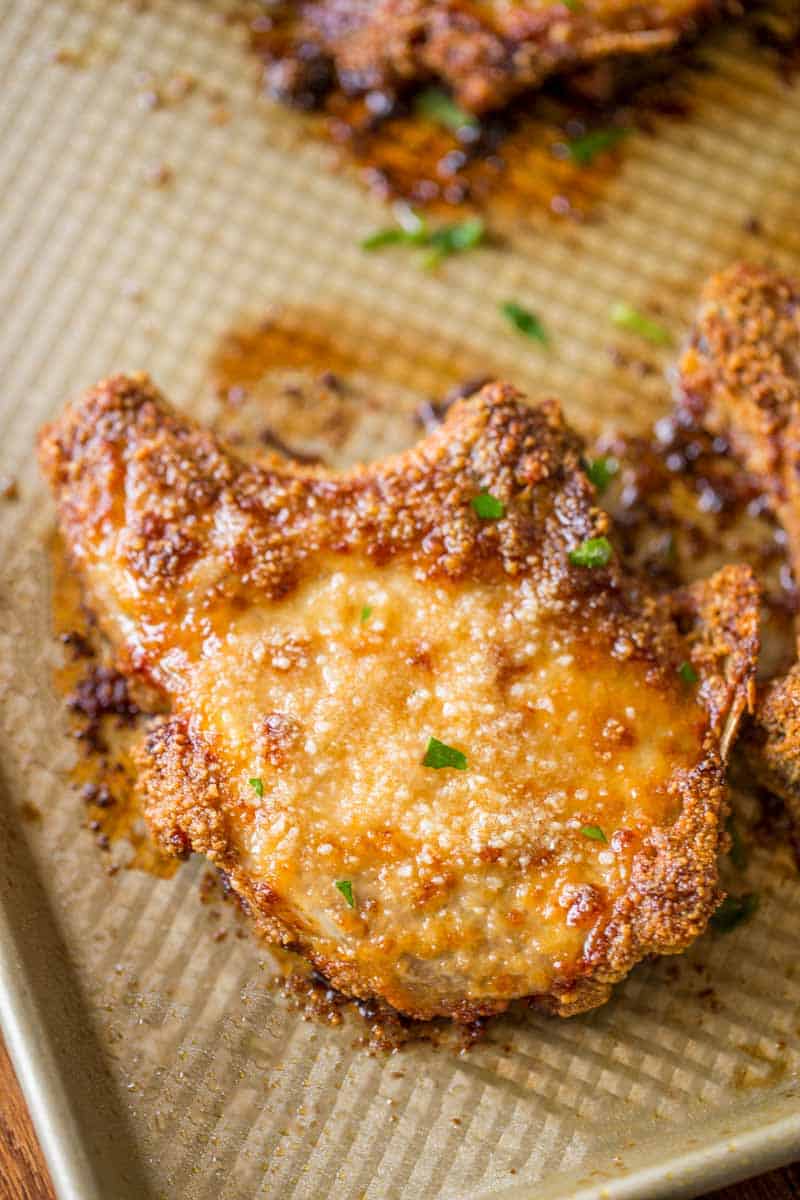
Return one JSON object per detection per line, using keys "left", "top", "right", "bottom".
{"left": 39, "top": 375, "right": 759, "bottom": 1020}
{"left": 679, "top": 263, "right": 800, "bottom": 823}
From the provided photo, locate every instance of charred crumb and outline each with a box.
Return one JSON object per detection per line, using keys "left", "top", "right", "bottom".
{"left": 0, "top": 475, "right": 18, "bottom": 500}
{"left": 415, "top": 376, "right": 492, "bottom": 432}
{"left": 68, "top": 665, "right": 141, "bottom": 750}
{"left": 318, "top": 370, "right": 345, "bottom": 393}
{"left": 81, "top": 782, "right": 115, "bottom": 811}
{"left": 284, "top": 968, "right": 442, "bottom": 1051}
{"left": 61, "top": 629, "right": 94, "bottom": 659}
{"left": 199, "top": 870, "right": 219, "bottom": 903}
{"left": 143, "top": 162, "right": 174, "bottom": 188}
{"left": 258, "top": 426, "right": 325, "bottom": 465}
{"left": 68, "top": 666, "right": 140, "bottom": 722}
{"left": 697, "top": 985, "right": 722, "bottom": 1012}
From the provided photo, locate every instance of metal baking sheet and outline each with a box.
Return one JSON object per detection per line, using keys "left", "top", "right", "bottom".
{"left": 1, "top": 3, "right": 800, "bottom": 1198}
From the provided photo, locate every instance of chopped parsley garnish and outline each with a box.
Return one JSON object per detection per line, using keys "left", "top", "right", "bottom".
{"left": 361, "top": 209, "right": 485, "bottom": 267}
{"left": 500, "top": 301, "right": 548, "bottom": 344}
{"left": 335, "top": 879, "right": 355, "bottom": 908}
{"left": 726, "top": 815, "right": 748, "bottom": 871}
{"left": 471, "top": 491, "right": 506, "bottom": 520}
{"left": 568, "top": 536, "right": 613, "bottom": 568}
{"left": 678, "top": 660, "right": 698, "bottom": 685}
{"left": 248, "top": 777, "right": 264, "bottom": 798}
{"left": 565, "top": 127, "right": 628, "bottom": 166}
{"left": 361, "top": 206, "right": 427, "bottom": 251}
{"left": 583, "top": 455, "right": 619, "bottom": 494}
{"left": 581, "top": 824, "right": 607, "bottom": 842}
{"left": 611, "top": 301, "right": 672, "bottom": 346}
{"left": 423, "top": 217, "right": 485, "bottom": 268}
{"left": 360, "top": 604, "right": 373, "bottom": 623}
{"left": 414, "top": 87, "right": 478, "bottom": 133}
{"left": 422, "top": 737, "right": 468, "bottom": 771}
{"left": 710, "top": 892, "right": 759, "bottom": 933}
{"left": 563, "top": 0, "right": 583, "bottom": 8}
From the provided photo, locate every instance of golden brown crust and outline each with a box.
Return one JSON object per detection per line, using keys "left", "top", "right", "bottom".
{"left": 679, "top": 262, "right": 800, "bottom": 578}
{"left": 679, "top": 263, "right": 800, "bottom": 825}
{"left": 40, "top": 375, "right": 760, "bottom": 1020}
{"left": 744, "top": 664, "right": 800, "bottom": 826}
{"left": 289, "top": 0, "right": 722, "bottom": 113}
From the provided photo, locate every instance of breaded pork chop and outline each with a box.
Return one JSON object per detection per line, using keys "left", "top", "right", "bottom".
{"left": 679, "top": 263, "right": 800, "bottom": 822}
{"left": 277, "top": 0, "right": 722, "bottom": 113}
{"left": 39, "top": 375, "right": 758, "bottom": 1020}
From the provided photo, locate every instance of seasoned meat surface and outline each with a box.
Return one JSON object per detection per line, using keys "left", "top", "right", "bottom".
{"left": 679, "top": 263, "right": 800, "bottom": 821}
{"left": 277, "top": 0, "right": 723, "bottom": 112}
{"left": 39, "top": 375, "right": 758, "bottom": 1019}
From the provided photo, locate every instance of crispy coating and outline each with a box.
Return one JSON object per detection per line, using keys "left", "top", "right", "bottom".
{"left": 39, "top": 375, "right": 759, "bottom": 1019}
{"left": 679, "top": 262, "right": 800, "bottom": 822}
{"left": 280, "top": 0, "right": 722, "bottom": 113}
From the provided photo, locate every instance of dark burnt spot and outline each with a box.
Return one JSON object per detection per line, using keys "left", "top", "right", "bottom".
{"left": 169, "top": 828, "right": 192, "bottom": 860}
{"left": 60, "top": 629, "right": 94, "bottom": 659}
{"left": 68, "top": 665, "right": 140, "bottom": 749}
{"left": 81, "top": 781, "right": 114, "bottom": 808}
{"left": 258, "top": 426, "right": 325, "bottom": 465}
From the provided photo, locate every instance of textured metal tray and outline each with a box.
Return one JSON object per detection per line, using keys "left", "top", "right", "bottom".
{"left": 1, "top": 3, "right": 800, "bottom": 1198}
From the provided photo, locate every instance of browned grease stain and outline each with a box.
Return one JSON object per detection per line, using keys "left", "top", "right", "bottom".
{"left": 49, "top": 532, "right": 177, "bottom": 879}
{"left": 733, "top": 1042, "right": 790, "bottom": 1090}
{"left": 321, "top": 92, "right": 622, "bottom": 221}
{"left": 208, "top": 305, "right": 492, "bottom": 406}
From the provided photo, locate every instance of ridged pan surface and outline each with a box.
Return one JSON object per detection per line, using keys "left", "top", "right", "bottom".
{"left": 0, "top": 3, "right": 799, "bottom": 1198}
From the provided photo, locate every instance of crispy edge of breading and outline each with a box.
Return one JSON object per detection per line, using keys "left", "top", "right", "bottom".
{"left": 679, "top": 262, "right": 800, "bottom": 828}
{"left": 678, "top": 262, "right": 800, "bottom": 567}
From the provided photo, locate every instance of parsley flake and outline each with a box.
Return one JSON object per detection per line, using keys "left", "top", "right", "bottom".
{"left": 710, "top": 892, "right": 759, "bottom": 933}
{"left": 423, "top": 737, "right": 468, "bottom": 771}
{"left": 568, "top": 536, "right": 613, "bottom": 568}
{"left": 361, "top": 213, "right": 427, "bottom": 252}
{"left": 501, "top": 301, "right": 548, "bottom": 344}
{"left": 360, "top": 604, "right": 373, "bottom": 623}
{"left": 414, "top": 87, "right": 478, "bottom": 133}
{"left": 583, "top": 455, "right": 619, "bottom": 494}
{"left": 423, "top": 217, "right": 485, "bottom": 268}
{"left": 361, "top": 209, "right": 485, "bottom": 267}
{"left": 565, "top": 126, "right": 628, "bottom": 166}
{"left": 248, "top": 777, "right": 264, "bottom": 798}
{"left": 471, "top": 491, "right": 505, "bottom": 520}
{"left": 335, "top": 879, "right": 355, "bottom": 908}
{"left": 611, "top": 302, "right": 672, "bottom": 346}
{"left": 678, "top": 660, "right": 698, "bottom": 685}
{"left": 581, "top": 824, "right": 607, "bottom": 842}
